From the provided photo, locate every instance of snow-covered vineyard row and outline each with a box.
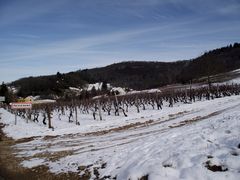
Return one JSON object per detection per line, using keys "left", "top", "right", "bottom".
{"left": 3, "top": 84, "right": 240, "bottom": 138}
{"left": 0, "top": 84, "right": 240, "bottom": 179}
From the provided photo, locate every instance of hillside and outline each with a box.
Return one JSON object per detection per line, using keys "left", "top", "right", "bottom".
{"left": 1, "top": 91, "right": 240, "bottom": 179}
{"left": 11, "top": 43, "right": 240, "bottom": 97}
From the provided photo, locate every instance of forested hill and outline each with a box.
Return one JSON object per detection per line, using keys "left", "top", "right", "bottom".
{"left": 12, "top": 43, "right": 240, "bottom": 97}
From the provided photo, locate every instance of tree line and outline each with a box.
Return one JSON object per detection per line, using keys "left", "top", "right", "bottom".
{"left": 11, "top": 42, "right": 240, "bottom": 97}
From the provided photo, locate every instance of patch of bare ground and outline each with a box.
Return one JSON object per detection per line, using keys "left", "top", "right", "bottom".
{"left": 168, "top": 103, "right": 240, "bottom": 129}
{"left": 77, "top": 164, "right": 116, "bottom": 180}
{"left": 42, "top": 110, "right": 191, "bottom": 141}
{"left": 15, "top": 136, "right": 41, "bottom": 144}
{"left": 137, "top": 174, "right": 149, "bottom": 180}
{"left": 85, "top": 119, "right": 154, "bottom": 136}
{"left": 30, "top": 150, "right": 75, "bottom": 162}
{"left": 43, "top": 135, "right": 60, "bottom": 140}
{"left": 169, "top": 111, "right": 221, "bottom": 128}
{"left": 125, "top": 175, "right": 149, "bottom": 180}
{"left": 0, "top": 123, "right": 86, "bottom": 180}
{"left": 204, "top": 160, "right": 228, "bottom": 172}
{"left": 42, "top": 119, "right": 155, "bottom": 141}
{"left": 168, "top": 111, "right": 188, "bottom": 118}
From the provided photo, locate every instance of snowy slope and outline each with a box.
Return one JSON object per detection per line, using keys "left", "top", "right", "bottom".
{"left": 227, "top": 77, "right": 240, "bottom": 84}
{"left": 1, "top": 96, "right": 240, "bottom": 179}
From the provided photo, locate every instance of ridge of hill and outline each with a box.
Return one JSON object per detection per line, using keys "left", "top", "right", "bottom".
{"left": 11, "top": 43, "right": 240, "bottom": 97}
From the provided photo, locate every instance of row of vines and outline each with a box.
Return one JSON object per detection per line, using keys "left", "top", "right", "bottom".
{"left": 4, "top": 84, "right": 240, "bottom": 130}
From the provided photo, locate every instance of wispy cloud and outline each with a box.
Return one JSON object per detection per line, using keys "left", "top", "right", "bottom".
{"left": 216, "top": 3, "right": 240, "bottom": 15}
{"left": 0, "top": 0, "right": 240, "bottom": 82}
{"left": 0, "top": 18, "right": 205, "bottom": 63}
{"left": 0, "top": 0, "right": 68, "bottom": 26}
{"left": 11, "top": 34, "right": 40, "bottom": 39}
{"left": 2, "top": 16, "right": 239, "bottom": 64}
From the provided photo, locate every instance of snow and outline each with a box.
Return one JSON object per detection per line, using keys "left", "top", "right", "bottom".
{"left": 111, "top": 87, "right": 127, "bottom": 95}
{"left": 230, "top": 68, "right": 240, "bottom": 73}
{"left": 8, "top": 86, "right": 19, "bottom": 94}
{"left": 84, "top": 82, "right": 160, "bottom": 95}
{"left": 129, "top": 88, "right": 161, "bottom": 94}
{"left": 32, "top": 99, "right": 56, "bottom": 104}
{"left": 21, "top": 158, "right": 45, "bottom": 168}
{"left": 69, "top": 82, "right": 111, "bottom": 92}
{"left": 214, "top": 77, "right": 240, "bottom": 86}
{"left": 227, "top": 77, "right": 240, "bottom": 84}
{"left": 215, "top": 68, "right": 240, "bottom": 85}
{"left": 69, "top": 87, "right": 81, "bottom": 92}
{"left": 86, "top": 82, "right": 110, "bottom": 91}
{"left": 1, "top": 95, "right": 240, "bottom": 179}
{"left": 110, "top": 87, "right": 161, "bottom": 96}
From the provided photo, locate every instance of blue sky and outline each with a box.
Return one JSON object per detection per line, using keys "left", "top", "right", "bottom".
{"left": 1, "top": 0, "right": 240, "bottom": 83}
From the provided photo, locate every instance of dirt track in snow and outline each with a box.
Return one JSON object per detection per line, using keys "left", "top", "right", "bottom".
{"left": 1, "top": 101, "right": 239, "bottom": 179}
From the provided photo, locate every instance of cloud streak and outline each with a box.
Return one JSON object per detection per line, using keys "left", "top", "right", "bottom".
{"left": 2, "top": 17, "right": 239, "bottom": 63}
{"left": 0, "top": 0, "right": 240, "bottom": 82}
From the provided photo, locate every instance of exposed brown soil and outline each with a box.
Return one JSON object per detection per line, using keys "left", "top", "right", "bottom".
{"left": 205, "top": 160, "right": 228, "bottom": 172}
{"left": 138, "top": 174, "right": 149, "bottom": 180}
{"left": 0, "top": 123, "right": 86, "bottom": 180}
{"left": 43, "top": 119, "right": 156, "bottom": 141}
{"left": 168, "top": 111, "right": 224, "bottom": 129}
{"left": 84, "top": 119, "right": 154, "bottom": 136}
{"left": 43, "top": 110, "right": 191, "bottom": 141}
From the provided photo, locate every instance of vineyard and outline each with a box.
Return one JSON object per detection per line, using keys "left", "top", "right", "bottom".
{"left": 1, "top": 1, "right": 240, "bottom": 179}
{"left": 1, "top": 83, "right": 240, "bottom": 179}
{"left": 3, "top": 84, "right": 240, "bottom": 132}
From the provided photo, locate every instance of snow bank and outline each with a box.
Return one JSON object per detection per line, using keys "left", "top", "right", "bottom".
{"left": 1, "top": 95, "right": 240, "bottom": 180}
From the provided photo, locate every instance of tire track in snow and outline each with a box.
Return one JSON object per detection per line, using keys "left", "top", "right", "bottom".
{"left": 14, "top": 101, "right": 240, "bottom": 161}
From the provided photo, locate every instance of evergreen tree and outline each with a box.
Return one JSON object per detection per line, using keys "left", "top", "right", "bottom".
{"left": 102, "top": 81, "right": 108, "bottom": 92}
{"left": 0, "top": 82, "right": 11, "bottom": 103}
{"left": 91, "top": 86, "right": 97, "bottom": 97}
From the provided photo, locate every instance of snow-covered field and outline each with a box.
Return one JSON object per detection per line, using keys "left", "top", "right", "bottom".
{"left": 0, "top": 95, "right": 240, "bottom": 179}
